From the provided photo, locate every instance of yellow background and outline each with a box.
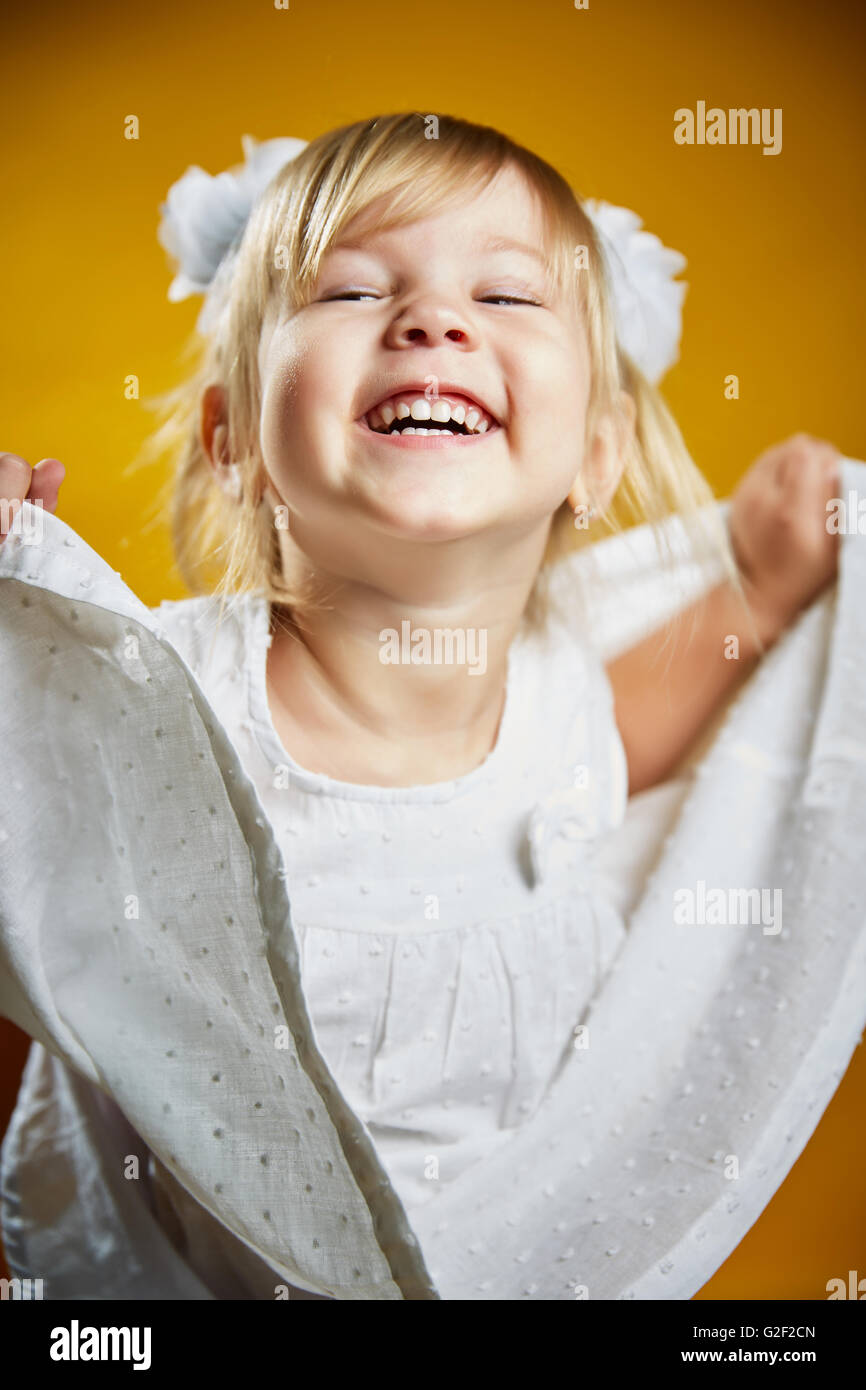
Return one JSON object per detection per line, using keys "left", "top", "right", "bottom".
{"left": 2, "top": 0, "right": 864, "bottom": 1298}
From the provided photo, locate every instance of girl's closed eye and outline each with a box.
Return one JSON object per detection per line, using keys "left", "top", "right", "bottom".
{"left": 320, "top": 288, "right": 382, "bottom": 301}
{"left": 319, "top": 288, "right": 544, "bottom": 306}
{"left": 479, "top": 292, "right": 543, "bottom": 306}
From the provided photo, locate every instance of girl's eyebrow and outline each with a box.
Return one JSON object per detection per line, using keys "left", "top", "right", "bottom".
{"left": 328, "top": 232, "right": 548, "bottom": 268}
{"left": 478, "top": 234, "right": 548, "bottom": 268}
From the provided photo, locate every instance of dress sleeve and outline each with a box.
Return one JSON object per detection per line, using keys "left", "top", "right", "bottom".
{"left": 544, "top": 501, "right": 734, "bottom": 664}
{"left": 574, "top": 632, "right": 631, "bottom": 834}
{"left": 0, "top": 502, "right": 436, "bottom": 1300}
{"left": 539, "top": 506, "right": 736, "bottom": 831}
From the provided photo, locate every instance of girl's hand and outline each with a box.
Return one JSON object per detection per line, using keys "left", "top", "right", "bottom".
{"left": 0, "top": 453, "right": 66, "bottom": 543}
{"left": 728, "top": 433, "right": 842, "bottom": 644}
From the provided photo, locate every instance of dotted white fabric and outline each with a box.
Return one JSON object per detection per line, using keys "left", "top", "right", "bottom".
{"left": 1, "top": 460, "right": 865, "bottom": 1300}
{"left": 143, "top": 585, "right": 630, "bottom": 1223}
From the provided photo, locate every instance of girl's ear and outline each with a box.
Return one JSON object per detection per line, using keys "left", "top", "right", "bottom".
{"left": 201, "top": 384, "right": 246, "bottom": 502}
{"left": 567, "top": 389, "right": 636, "bottom": 515}
{"left": 201, "top": 384, "right": 230, "bottom": 468}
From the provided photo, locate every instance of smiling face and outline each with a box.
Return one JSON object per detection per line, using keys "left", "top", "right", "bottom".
{"left": 253, "top": 162, "right": 615, "bottom": 584}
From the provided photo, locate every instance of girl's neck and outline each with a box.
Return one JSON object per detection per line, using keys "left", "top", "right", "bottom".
{"left": 264, "top": 603, "right": 516, "bottom": 788}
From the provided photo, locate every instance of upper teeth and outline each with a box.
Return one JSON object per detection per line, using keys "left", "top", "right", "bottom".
{"left": 366, "top": 393, "right": 493, "bottom": 434}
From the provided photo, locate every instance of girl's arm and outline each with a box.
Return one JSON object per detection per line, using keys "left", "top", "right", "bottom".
{"left": 607, "top": 434, "right": 843, "bottom": 795}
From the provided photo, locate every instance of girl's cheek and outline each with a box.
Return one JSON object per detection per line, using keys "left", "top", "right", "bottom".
{"left": 260, "top": 399, "right": 298, "bottom": 469}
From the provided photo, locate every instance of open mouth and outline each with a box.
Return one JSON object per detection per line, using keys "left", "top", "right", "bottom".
{"left": 360, "top": 390, "right": 501, "bottom": 446}
{"left": 357, "top": 414, "right": 501, "bottom": 447}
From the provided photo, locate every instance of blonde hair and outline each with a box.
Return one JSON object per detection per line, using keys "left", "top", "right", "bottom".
{"left": 133, "top": 112, "right": 741, "bottom": 638}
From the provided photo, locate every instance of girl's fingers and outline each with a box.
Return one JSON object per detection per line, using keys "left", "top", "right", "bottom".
{"left": 770, "top": 445, "right": 791, "bottom": 490}
{"left": 0, "top": 455, "right": 66, "bottom": 539}
{"left": 28, "top": 458, "right": 65, "bottom": 512}
{"left": 0, "top": 451, "right": 32, "bottom": 493}
{"left": 0, "top": 453, "right": 34, "bottom": 538}
{"left": 775, "top": 438, "right": 839, "bottom": 505}
{"left": 820, "top": 444, "right": 843, "bottom": 488}
{"left": 742, "top": 440, "right": 790, "bottom": 496}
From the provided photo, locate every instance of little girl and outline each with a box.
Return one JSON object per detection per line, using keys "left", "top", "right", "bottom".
{"left": 0, "top": 112, "right": 844, "bottom": 1300}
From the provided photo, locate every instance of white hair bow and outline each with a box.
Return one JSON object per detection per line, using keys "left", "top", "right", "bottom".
{"left": 157, "top": 134, "right": 307, "bottom": 333}
{"left": 158, "top": 134, "right": 687, "bottom": 383}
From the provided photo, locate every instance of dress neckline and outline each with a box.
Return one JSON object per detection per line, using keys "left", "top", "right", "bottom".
{"left": 244, "top": 596, "right": 525, "bottom": 804}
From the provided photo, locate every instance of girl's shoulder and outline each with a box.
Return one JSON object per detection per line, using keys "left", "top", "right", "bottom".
{"left": 543, "top": 505, "right": 732, "bottom": 662}
{"left": 148, "top": 592, "right": 263, "bottom": 687}
{"left": 513, "top": 591, "right": 630, "bottom": 837}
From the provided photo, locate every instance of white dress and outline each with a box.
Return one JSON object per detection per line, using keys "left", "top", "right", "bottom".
{"left": 141, "top": 592, "right": 631, "bottom": 1219}
{"left": 0, "top": 568, "right": 630, "bottom": 1298}
{"left": 2, "top": 471, "right": 865, "bottom": 1301}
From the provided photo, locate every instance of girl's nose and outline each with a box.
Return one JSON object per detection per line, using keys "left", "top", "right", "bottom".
{"left": 385, "top": 298, "right": 472, "bottom": 348}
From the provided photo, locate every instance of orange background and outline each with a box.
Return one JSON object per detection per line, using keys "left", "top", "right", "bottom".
{"left": 1, "top": 0, "right": 864, "bottom": 1297}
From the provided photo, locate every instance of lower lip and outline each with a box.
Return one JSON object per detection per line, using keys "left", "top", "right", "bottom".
{"left": 356, "top": 416, "right": 501, "bottom": 449}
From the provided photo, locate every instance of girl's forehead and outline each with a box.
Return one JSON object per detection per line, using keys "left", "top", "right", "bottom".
{"left": 335, "top": 167, "right": 544, "bottom": 250}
